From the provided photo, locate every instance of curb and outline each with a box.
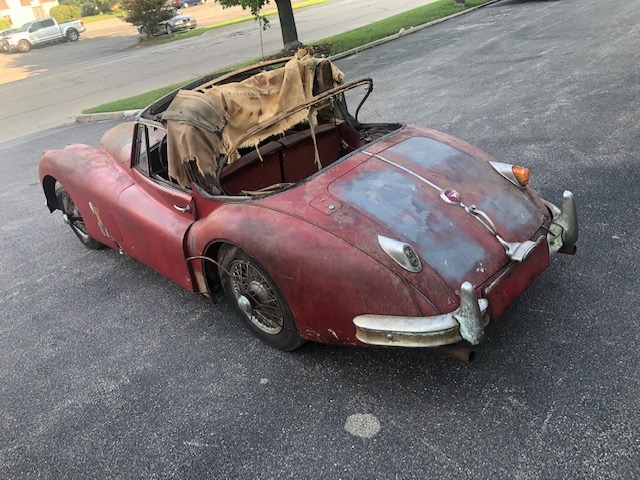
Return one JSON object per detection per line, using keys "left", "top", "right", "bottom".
{"left": 76, "top": 109, "right": 142, "bottom": 123}
{"left": 75, "top": 0, "right": 500, "bottom": 124}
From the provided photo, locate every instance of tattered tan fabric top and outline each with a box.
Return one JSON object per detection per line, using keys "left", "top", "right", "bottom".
{"left": 163, "top": 49, "right": 344, "bottom": 189}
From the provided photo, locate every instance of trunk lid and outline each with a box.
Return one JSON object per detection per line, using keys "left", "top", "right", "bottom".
{"left": 327, "top": 127, "right": 547, "bottom": 290}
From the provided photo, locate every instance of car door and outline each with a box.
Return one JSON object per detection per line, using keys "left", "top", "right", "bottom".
{"left": 115, "top": 123, "right": 196, "bottom": 290}
{"left": 31, "top": 19, "right": 56, "bottom": 43}
{"left": 39, "top": 19, "right": 58, "bottom": 41}
{"left": 28, "top": 21, "right": 44, "bottom": 44}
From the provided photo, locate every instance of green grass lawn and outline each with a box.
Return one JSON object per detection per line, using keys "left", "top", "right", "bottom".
{"left": 81, "top": 11, "right": 125, "bottom": 23}
{"left": 313, "top": 0, "right": 489, "bottom": 54}
{"left": 83, "top": 0, "right": 494, "bottom": 114}
{"left": 83, "top": 84, "right": 187, "bottom": 115}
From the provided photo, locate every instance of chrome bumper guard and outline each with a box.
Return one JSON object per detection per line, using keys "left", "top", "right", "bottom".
{"left": 353, "top": 282, "right": 489, "bottom": 348}
{"left": 542, "top": 190, "right": 578, "bottom": 255}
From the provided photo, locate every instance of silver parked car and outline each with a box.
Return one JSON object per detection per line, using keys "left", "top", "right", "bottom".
{"left": 137, "top": 14, "right": 197, "bottom": 36}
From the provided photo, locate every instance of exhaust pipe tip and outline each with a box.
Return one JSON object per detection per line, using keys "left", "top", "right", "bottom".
{"left": 435, "top": 346, "right": 476, "bottom": 364}
{"left": 558, "top": 244, "right": 577, "bottom": 255}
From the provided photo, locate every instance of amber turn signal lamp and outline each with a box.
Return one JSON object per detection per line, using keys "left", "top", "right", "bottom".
{"left": 512, "top": 166, "right": 530, "bottom": 187}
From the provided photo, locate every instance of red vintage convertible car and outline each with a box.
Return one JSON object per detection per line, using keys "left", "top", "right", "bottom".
{"left": 39, "top": 51, "right": 578, "bottom": 359}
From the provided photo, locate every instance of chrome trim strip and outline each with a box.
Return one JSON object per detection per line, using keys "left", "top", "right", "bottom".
{"left": 368, "top": 152, "right": 443, "bottom": 192}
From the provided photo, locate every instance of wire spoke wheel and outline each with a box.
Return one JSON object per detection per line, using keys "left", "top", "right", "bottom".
{"left": 218, "top": 245, "right": 304, "bottom": 351}
{"left": 229, "top": 259, "right": 284, "bottom": 334}
{"left": 59, "top": 190, "right": 90, "bottom": 238}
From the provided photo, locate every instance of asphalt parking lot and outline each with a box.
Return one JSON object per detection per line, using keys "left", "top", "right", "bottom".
{"left": 0, "top": 0, "right": 638, "bottom": 477}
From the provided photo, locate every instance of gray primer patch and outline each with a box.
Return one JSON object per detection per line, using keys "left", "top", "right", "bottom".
{"left": 388, "top": 136, "right": 461, "bottom": 169}
{"left": 386, "top": 137, "right": 539, "bottom": 229}
{"left": 344, "top": 413, "right": 381, "bottom": 438}
{"left": 332, "top": 167, "right": 488, "bottom": 285}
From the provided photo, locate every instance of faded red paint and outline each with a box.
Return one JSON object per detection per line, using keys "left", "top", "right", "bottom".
{"left": 39, "top": 121, "right": 556, "bottom": 348}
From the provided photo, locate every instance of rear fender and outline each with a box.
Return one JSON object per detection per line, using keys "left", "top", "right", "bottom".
{"left": 188, "top": 204, "right": 426, "bottom": 345}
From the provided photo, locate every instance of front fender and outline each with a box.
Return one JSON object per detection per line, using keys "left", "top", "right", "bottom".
{"left": 4, "top": 34, "right": 26, "bottom": 48}
{"left": 188, "top": 203, "right": 427, "bottom": 345}
{"left": 39, "top": 145, "right": 133, "bottom": 247}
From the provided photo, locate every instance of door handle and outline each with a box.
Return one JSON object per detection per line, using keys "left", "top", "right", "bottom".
{"left": 173, "top": 203, "right": 191, "bottom": 213}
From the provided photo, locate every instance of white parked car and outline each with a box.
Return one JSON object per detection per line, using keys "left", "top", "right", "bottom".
{"left": 0, "top": 17, "right": 85, "bottom": 53}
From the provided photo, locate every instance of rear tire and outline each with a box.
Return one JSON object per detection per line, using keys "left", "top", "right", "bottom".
{"left": 66, "top": 28, "right": 79, "bottom": 42}
{"left": 165, "top": 24, "right": 172, "bottom": 34}
{"left": 55, "top": 181, "right": 103, "bottom": 250}
{"left": 218, "top": 245, "right": 305, "bottom": 351}
{"left": 17, "top": 40, "right": 31, "bottom": 52}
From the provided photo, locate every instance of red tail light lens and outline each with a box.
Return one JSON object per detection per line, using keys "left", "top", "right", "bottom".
{"left": 444, "top": 188, "right": 461, "bottom": 203}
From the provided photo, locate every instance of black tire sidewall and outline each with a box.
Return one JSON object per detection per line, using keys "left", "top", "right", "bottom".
{"left": 218, "top": 245, "right": 304, "bottom": 351}
{"left": 54, "top": 181, "right": 102, "bottom": 250}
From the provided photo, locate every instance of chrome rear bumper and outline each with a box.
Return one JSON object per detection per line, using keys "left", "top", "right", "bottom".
{"left": 353, "top": 282, "right": 489, "bottom": 347}
{"left": 542, "top": 190, "right": 578, "bottom": 255}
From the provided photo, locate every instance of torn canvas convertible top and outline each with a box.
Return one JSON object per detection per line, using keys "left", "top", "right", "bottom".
{"left": 162, "top": 49, "right": 344, "bottom": 189}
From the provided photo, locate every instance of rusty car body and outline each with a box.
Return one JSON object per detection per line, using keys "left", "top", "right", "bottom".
{"left": 39, "top": 52, "right": 578, "bottom": 358}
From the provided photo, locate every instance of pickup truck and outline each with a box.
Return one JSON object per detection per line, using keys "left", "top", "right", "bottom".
{"left": 0, "top": 17, "right": 86, "bottom": 53}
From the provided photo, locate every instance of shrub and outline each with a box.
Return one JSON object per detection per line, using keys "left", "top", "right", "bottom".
{"left": 97, "top": 0, "right": 116, "bottom": 14}
{"left": 75, "top": 0, "right": 117, "bottom": 15}
{"left": 120, "top": 0, "right": 175, "bottom": 38}
{"left": 81, "top": 2, "right": 99, "bottom": 16}
{"left": 0, "top": 19, "right": 11, "bottom": 30}
{"left": 50, "top": 5, "right": 82, "bottom": 22}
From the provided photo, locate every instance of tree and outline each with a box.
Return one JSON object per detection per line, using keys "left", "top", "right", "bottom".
{"left": 216, "top": 0, "right": 301, "bottom": 52}
{"left": 120, "top": 0, "right": 175, "bottom": 38}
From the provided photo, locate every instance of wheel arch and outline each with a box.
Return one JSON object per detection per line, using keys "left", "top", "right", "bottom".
{"left": 42, "top": 175, "right": 59, "bottom": 212}
{"left": 17, "top": 39, "right": 31, "bottom": 52}
{"left": 199, "top": 239, "right": 228, "bottom": 299}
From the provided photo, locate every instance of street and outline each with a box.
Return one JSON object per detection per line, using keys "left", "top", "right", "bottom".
{"left": 0, "top": 0, "right": 639, "bottom": 477}
{"left": 0, "top": 0, "right": 438, "bottom": 144}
